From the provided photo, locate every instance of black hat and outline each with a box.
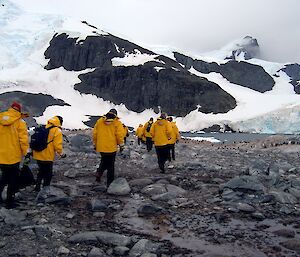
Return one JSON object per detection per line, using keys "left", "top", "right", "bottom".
{"left": 108, "top": 108, "right": 117, "bottom": 116}
{"left": 160, "top": 113, "right": 167, "bottom": 119}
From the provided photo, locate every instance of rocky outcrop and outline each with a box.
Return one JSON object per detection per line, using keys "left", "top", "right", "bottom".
{"left": 174, "top": 52, "right": 275, "bottom": 93}
{"left": 0, "top": 91, "right": 67, "bottom": 127}
{"left": 44, "top": 33, "right": 237, "bottom": 116}
{"left": 281, "top": 63, "right": 300, "bottom": 94}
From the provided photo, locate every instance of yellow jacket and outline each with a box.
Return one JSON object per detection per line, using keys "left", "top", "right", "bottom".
{"left": 33, "top": 116, "right": 63, "bottom": 161}
{"left": 135, "top": 125, "right": 143, "bottom": 138}
{"left": 122, "top": 125, "right": 129, "bottom": 138}
{"left": 93, "top": 116, "right": 124, "bottom": 153}
{"left": 0, "top": 108, "right": 29, "bottom": 165}
{"left": 150, "top": 118, "right": 172, "bottom": 146}
{"left": 143, "top": 120, "right": 153, "bottom": 138}
{"left": 168, "top": 121, "right": 180, "bottom": 144}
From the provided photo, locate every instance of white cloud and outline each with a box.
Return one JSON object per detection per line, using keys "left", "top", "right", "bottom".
{"left": 10, "top": 0, "right": 300, "bottom": 63}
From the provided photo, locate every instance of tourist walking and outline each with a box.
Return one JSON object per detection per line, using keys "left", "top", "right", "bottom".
{"left": 32, "top": 116, "right": 65, "bottom": 191}
{"left": 93, "top": 109, "right": 124, "bottom": 187}
{"left": 167, "top": 116, "right": 180, "bottom": 161}
{"left": 143, "top": 117, "right": 154, "bottom": 151}
{"left": 0, "top": 102, "right": 29, "bottom": 209}
{"left": 135, "top": 124, "right": 144, "bottom": 145}
{"left": 150, "top": 113, "right": 172, "bottom": 173}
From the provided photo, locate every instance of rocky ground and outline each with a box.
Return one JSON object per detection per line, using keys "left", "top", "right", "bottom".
{"left": 1, "top": 131, "right": 300, "bottom": 257}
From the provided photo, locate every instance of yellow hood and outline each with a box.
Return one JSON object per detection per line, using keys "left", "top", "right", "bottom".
{"left": 0, "top": 108, "right": 22, "bottom": 126}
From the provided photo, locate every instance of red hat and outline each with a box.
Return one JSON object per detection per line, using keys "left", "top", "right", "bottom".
{"left": 11, "top": 102, "right": 22, "bottom": 112}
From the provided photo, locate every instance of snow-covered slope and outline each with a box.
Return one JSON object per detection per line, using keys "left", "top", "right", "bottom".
{"left": 1, "top": 0, "right": 300, "bottom": 133}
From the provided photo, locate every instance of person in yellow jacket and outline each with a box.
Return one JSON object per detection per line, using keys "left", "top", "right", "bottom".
{"left": 167, "top": 116, "right": 180, "bottom": 161}
{"left": 122, "top": 123, "right": 129, "bottom": 144}
{"left": 0, "top": 102, "right": 29, "bottom": 208}
{"left": 150, "top": 113, "right": 172, "bottom": 173}
{"left": 135, "top": 124, "right": 144, "bottom": 145}
{"left": 143, "top": 117, "right": 154, "bottom": 152}
{"left": 93, "top": 109, "right": 124, "bottom": 187}
{"left": 33, "top": 116, "right": 65, "bottom": 191}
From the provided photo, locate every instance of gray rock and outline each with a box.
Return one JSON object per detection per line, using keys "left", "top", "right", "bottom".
{"left": 69, "top": 231, "right": 131, "bottom": 246}
{"left": 269, "top": 190, "right": 298, "bottom": 204}
{"left": 280, "top": 239, "right": 300, "bottom": 251}
{"left": 87, "top": 199, "right": 108, "bottom": 212}
{"left": 36, "top": 186, "right": 72, "bottom": 206}
{"left": 88, "top": 247, "right": 107, "bottom": 257}
{"left": 114, "top": 246, "right": 130, "bottom": 256}
{"left": 236, "top": 202, "right": 256, "bottom": 213}
{"left": 223, "top": 175, "right": 264, "bottom": 193}
{"left": 0, "top": 208, "right": 26, "bottom": 226}
{"left": 129, "top": 178, "right": 153, "bottom": 187}
{"left": 58, "top": 246, "right": 70, "bottom": 255}
{"left": 137, "top": 204, "right": 165, "bottom": 217}
{"left": 273, "top": 229, "right": 295, "bottom": 238}
{"left": 129, "top": 239, "right": 160, "bottom": 257}
{"left": 107, "top": 178, "right": 131, "bottom": 196}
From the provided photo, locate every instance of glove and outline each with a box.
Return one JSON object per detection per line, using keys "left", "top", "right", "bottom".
{"left": 119, "top": 144, "right": 125, "bottom": 152}
{"left": 60, "top": 153, "right": 67, "bottom": 159}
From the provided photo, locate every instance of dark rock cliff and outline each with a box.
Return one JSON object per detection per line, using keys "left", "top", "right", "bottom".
{"left": 44, "top": 32, "right": 237, "bottom": 116}
{"left": 174, "top": 52, "right": 275, "bottom": 93}
{"left": 281, "top": 64, "right": 300, "bottom": 94}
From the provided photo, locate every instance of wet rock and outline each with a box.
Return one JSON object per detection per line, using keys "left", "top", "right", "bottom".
{"left": 141, "top": 184, "right": 185, "bottom": 198}
{"left": 280, "top": 238, "right": 300, "bottom": 252}
{"left": 69, "top": 231, "right": 131, "bottom": 246}
{"left": 251, "top": 212, "right": 265, "bottom": 220}
{"left": 140, "top": 253, "right": 157, "bottom": 257}
{"left": 246, "top": 159, "right": 269, "bottom": 176}
{"left": 129, "top": 239, "right": 161, "bottom": 257}
{"left": 107, "top": 178, "right": 131, "bottom": 196}
{"left": 137, "top": 204, "right": 165, "bottom": 217}
{"left": 273, "top": 229, "right": 295, "bottom": 238}
{"left": 141, "top": 184, "right": 167, "bottom": 196}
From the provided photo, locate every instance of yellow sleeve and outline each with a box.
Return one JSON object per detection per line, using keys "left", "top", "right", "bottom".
{"left": 18, "top": 120, "right": 29, "bottom": 156}
{"left": 150, "top": 122, "right": 155, "bottom": 138}
{"left": 116, "top": 121, "right": 124, "bottom": 145}
{"left": 174, "top": 125, "right": 180, "bottom": 139}
{"left": 166, "top": 122, "right": 172, "bottom": 139}
{"left": 53, "top": 128, "right": 63, "bottom": 155}
{"left": 92, "top": 121, "right": 99, "bottom": 146}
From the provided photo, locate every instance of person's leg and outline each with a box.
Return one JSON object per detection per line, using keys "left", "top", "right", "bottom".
{"left": 138, "top": 138, "right": 141, "bottom": 145}
{"left": 171, "top": 144, "right": 175, "bottom": 160}
{"left": 146, "top": 137, "right": 151, "bottom": 151}
{"left": 6, "top": 163, "right": 20, "bottom": 208}
{"left": 155, "top": 146, "right": 165, "bottom": 173}
{"left": 106, "top": 152, "right": 116, "bottom": 187}
{"left": 0, "top": 166, "right": 9, "bottom": 202}
{"left": 35, "top": 161, "right": 43, "bottom": 191}
{"left": 167, "top": 144, "right": 172, "bottom": 162}
{"left": 42, "top": 161, "right": 53, "bottom": 187}
{"left": 96, "top": 153, "right": 106, "bottom": 182}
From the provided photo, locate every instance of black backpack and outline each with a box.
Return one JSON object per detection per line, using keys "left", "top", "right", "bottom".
{"left": 30, "top": 125, "right": 55, "bottom": 152}
{"left": 146, "top": 122, "right": 152, "bottom": 132}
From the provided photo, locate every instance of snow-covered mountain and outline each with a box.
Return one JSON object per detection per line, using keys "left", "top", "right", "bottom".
{"left": 1, "top": 0, "right": 300, "bottom": 133}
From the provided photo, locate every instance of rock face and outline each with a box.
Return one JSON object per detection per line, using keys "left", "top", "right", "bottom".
{"left": 174, "top": 52, "right": 275, "bottom": 93}
{"left": 44, "top": 33, "right": 237, "bottom": 116}
{"left": 281, "top": 63, "right": 300, "bottom": 94}
{"left": 0, "top": 91, "right": 67, "bottom": 127}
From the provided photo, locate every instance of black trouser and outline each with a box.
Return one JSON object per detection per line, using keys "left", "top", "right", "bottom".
{"left": 0, "top": 163, "right": 20, "bottom": 203}
{"left": 36, "top": 160, "right": 53, "bottom": 190}
{"left": 155, "top": 145, "right": 169, "bottom": 172}
{"left": 168, "top": 144, "right": 176, "bottom": 161}
{"left": 138, "top": 138, "right": 141, "bottom": 145}
{"left": 146, "top": 137, "right": 153, "bottom": 152}
{"left": 97, "top": 152, "right": 116, "bottom": 187}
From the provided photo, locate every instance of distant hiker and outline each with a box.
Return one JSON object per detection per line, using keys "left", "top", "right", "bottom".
{"left": 143, "top": 117, "right": 154, "bottom": 151}
{"left": 0, "top": 102, "right": 29, "bottom": 209}
{"left": 150, "top": 113, "right": 172, "bottom": 173}
{"left": 32, "top": 116, "right": 65, "bottom": 191}
{"left": 122, "top": 123, "right": 129, "bottom": 144}
{"left": 167, "top": 116, "right": 180, "bottom": 161}
{"left": 93, "top": 109, "right": 124, "bottom": 187}
{"left": 135, "top": 124, "right": 144, "bottom": 145}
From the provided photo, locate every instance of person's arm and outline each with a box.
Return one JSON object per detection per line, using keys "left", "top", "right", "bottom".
{"left": 53, "top": 128, "right": 63, "bottom": 156}
{"left": 92, "top": 121, "right": 99, "bottom": 147}
{"left": 18, "top": 120, "right": 29, "bottom": 156}
{"left": 116, "top": 121, "right": 125, "bottom": 146}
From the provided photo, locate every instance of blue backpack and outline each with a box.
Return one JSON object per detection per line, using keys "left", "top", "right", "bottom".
{"left": 30, "top": 125, "right": 55, "bottom": 151}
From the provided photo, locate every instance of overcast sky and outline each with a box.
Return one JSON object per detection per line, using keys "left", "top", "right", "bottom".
{"left": 12, "top": 0, "right": 300, "bottom": 63}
